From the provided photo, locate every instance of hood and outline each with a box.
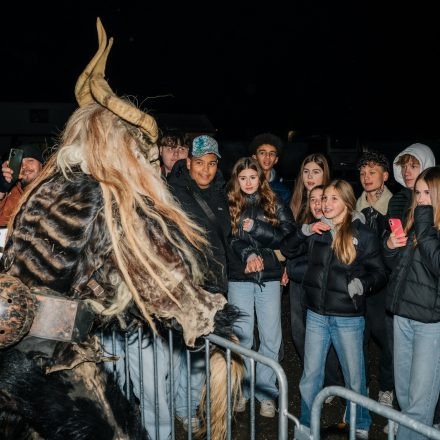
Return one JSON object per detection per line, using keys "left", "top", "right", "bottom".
{"left": 167, "top": 158, "right": 225, "bottom": 190}
{"left": 393, "top": 143, "right": 435, "bottom": 187}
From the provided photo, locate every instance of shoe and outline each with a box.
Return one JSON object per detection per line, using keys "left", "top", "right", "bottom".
{"left": 260, "top": 399, "right": 276, "bottom": 418}
{"left": 378, "top": 390, "right": 394, "bottom": 407}
{"left": 355, "top": 428, "right": 369, "bottom": 439}
{"left": 177, "top": 416, "right": 200, "bottom": 433}
{"left": 324, "top": 395, "right": 336, "bottom": 404}
{"left": 234, "top": 395, "right": 247, "bottom": 412}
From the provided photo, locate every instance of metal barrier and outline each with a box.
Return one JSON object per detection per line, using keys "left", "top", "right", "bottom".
{"left": 295, "top": 385, "right": 440, "bottom": 440}
{"left": 101, "top": 326, "right": 294, "bottom": 440}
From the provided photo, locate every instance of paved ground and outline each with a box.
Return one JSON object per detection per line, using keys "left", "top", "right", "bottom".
{"left": 176, "top": 289, "right": 391, "bottom": 439}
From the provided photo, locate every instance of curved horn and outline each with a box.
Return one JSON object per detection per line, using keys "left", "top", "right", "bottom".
{"left": 89, "top": 39, "right": 158, "bottom": 142}
{"left": 74, "top": 17, "right": 108, "bottom": 107}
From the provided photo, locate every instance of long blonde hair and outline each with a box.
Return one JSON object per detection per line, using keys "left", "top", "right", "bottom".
{"left": 325, "top": 180, "right": 357, "bottom": 265}
{"left": 405, "top": 167, "right": 440, "bottom": 237}
{"left": 11, "top": 103, "right": 208, "bottom": 329}
{"left": 228, "top": 157, "right": 279, "bottom": 235}
{"left": 290, "top": 153, "right": 330, "bottom": 222}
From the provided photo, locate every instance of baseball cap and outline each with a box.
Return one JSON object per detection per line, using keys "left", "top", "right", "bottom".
{"left": 191, "top": 135, "right": 221, "bottom": 158}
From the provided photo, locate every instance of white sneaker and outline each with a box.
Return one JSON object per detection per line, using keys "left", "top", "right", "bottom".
{"left": 378, "top": 390, "right": 394, "bottom": 407}
{"left": 355, "top": 428, "right": 369, "bottom": 439}
{"left": 260, "top": 399, "right": 276, "bottom": 418}
{"left": 234, "top": 395, "right": 247, "bottom": 412}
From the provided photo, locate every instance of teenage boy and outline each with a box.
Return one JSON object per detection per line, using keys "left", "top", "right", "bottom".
{"left": 249, "top": 133, "right": 291, "bottom": 205}
{"left": 356, "top": 151, "right": 394, "bottom": 408}
{"left": 388, "top": 143, "right": 435, "bottom": 222}
{"left": 168, "top": 135, "right": 230, "bottom": 431}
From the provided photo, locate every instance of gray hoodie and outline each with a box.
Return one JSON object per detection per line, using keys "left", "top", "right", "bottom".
{"left": 393, "top": 143, "right": 435, "bottom": 187}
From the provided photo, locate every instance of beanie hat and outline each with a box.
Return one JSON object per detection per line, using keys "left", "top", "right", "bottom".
{"left": 16, "top": 144, "right": 44, "bottom": 164}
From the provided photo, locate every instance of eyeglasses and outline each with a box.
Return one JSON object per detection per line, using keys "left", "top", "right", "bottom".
{"left": 163, "top": 146, "right": 188, "bottom": 154}
{"left": 257, "top": 150, "right": 277, "bottom": 158}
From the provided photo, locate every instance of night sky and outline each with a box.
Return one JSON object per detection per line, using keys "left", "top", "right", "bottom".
{"left": 1, "top": 2, "right": 440, "bottom": 141}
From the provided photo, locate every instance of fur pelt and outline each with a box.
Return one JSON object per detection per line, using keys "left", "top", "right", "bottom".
{"left": 0, "top": 347, "right": 147, "bottom": 440}
{"left": 197, "top": 335, "right": 244, "bottom": 440}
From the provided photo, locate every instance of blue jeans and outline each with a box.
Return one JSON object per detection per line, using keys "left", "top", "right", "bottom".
{"left": 101, "top": 330, "right": 172, "bottom": 440}
{"left": 228, "top": 280, "right": 281, "bottom": 401}
{"left": 299, "top": 310, "right": 371, "bottom": 430}
{"left": 172, "top": 338, "right": 206, "bottom": 418}
{"left": 394, "top": 316, "right": 440, "bottom": 440}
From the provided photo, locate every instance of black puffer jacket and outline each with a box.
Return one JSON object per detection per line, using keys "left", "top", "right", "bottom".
{"left": 386, "top": 187, "right": 412, "bottom": 228}
{"left": 281, "top": 222, "right": 308, "bottom": 283}
{"left": 228, "top": 194, "right": 294, "bottom": 283}
{"left": 284, "top": 218, "right": 387, "bottom": 316}
{"left": 385, "top": 205, "right": 440, "bottom": 323}
{"left": 168, "top": 159, "right": 230, "bottom": 295}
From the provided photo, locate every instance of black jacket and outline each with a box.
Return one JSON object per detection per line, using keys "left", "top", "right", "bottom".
{"left": 168, "top": 159, "right": 230, "bottom": 294}
{"left": 361, "top": 206, "right": 389, "bottom": 240}
{"left": 228, "top": 194, "right": 294, "bottom": 283}
{"left": 387, "top": 187, "right": 412, "bottom": 227}
{"left": 385, "top": 205, "right": 440, "bottom": 323}
{"left": 283, "top": 219, "right": 387, "bottom": 316}
{"left": 281, "top": 223, "right": 308, "bottom": 283}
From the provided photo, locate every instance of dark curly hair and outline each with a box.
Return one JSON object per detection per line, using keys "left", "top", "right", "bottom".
{"left": 357, "top": 151, "right": 390, "bottom": 173}
{"left": 248, "top": 133, "right": 284, "bottom": 155}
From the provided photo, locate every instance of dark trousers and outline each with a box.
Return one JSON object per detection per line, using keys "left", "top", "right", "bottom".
{"left": 363, "top": 292, "right": 394, "bottom": 391}
{"left": 289, "top": 281, "right": 343, "bottom": 387}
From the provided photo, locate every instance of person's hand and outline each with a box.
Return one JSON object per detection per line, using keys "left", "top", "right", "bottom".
{"left": 1, "top": 160, "right": 13, "bottom": 183}
{"left": 387, "top": 229, "right": 407, "bottom": 249}
{"left": 281, "top": 267, "right": 289, "bottom": 286}
{"left": 245, "top": 255, "right": 264, "bottom": 273}
{"left": 242, "top": 218, "right": 254, "bottom": 232}
{"left": 310, "top": 222, "right": 331, "bottom": 235}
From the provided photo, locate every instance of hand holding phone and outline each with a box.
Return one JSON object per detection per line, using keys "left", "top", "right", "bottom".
{"left": 389, "top": 218, "right": 403, "bottom": 235}
{"left": 7, "top": 148, "right": 23, "bottom": 183}
{"left": 387, "top": 217, "right": 407, "bottom": 249}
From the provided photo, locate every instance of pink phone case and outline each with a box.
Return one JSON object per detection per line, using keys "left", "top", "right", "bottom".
{"left": 389, "top": 218, "right": 403, "bottom": 233}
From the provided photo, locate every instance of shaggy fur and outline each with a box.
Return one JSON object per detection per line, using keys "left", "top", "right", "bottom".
{"left": 0, "top": 348, "right": 147, "bottom": 439}
{"left": 0, "top": 21, "right": 243, "bottom": 437}
{"left": 197, "top": 335, "right": 244, "bottom": 440}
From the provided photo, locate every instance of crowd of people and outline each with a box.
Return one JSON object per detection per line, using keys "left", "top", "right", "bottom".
{"left": 1, "top": 133, "right": 440, "bottom": 440}
{"left": 2, "top": 127, "right": 440, "bottom": 440}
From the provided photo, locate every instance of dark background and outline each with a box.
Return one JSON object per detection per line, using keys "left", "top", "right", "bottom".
{"left": 1, "top": 2, "right": 440, "bottom": 184}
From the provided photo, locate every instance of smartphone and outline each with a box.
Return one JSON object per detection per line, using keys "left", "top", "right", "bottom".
{"left": 8, "top": 148, "right": 23, "bottom": 182}
{"left": 388, "top": 218, "right": 403, "bottom": 234}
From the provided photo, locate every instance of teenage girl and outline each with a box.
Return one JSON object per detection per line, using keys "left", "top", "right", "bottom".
{"left": 227, "top": 157, "right": 294, "bottom": 417}
{"left": 385, "top": 167, "right": 440, "bottom": 440}
{"left": 286, "top": 180, "right": 387, "bottom": 437}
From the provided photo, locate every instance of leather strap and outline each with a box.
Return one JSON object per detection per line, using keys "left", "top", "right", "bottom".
{"left": 189, "top": 187, "right": 228, "bottom": 255}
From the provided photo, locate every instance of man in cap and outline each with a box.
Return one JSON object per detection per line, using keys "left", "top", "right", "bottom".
{"left": 0, "top": 144, "right": 44, "bottom": 226}
{"left": 167, "top": 134, "right": 230, "bottom": 430}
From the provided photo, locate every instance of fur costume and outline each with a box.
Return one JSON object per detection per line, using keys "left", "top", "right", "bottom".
{"left": 0, "top": 18, "right": 241, "bottom": 439}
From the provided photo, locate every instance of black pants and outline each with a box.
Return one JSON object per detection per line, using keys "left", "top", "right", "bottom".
{"left": 363, "top": 292, "right": 394, "bottom": 391}
{"left": 289, "top": 281, "right": 343, "bottom": 387}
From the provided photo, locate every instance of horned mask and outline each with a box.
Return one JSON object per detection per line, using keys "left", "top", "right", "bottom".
{"left": 74, "top": 18, "right": 159, "bottom": 167}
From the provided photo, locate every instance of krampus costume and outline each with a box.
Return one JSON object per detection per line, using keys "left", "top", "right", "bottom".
{"left": 0, "top": 19, "right": 240, "bottom": 440}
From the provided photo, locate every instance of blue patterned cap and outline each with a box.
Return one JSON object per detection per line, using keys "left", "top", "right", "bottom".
{"left": 191, "top": 135, "right": 221, "bottom": 158}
